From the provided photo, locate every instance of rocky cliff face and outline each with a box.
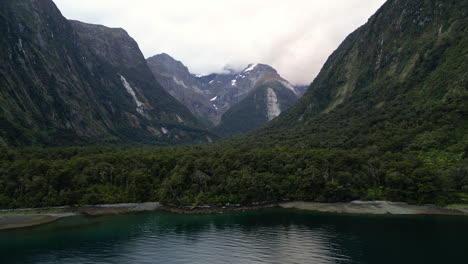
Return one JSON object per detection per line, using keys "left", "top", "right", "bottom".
{"left": 147, "top": 54, "right": 301, "bottom": 136}
{"left": 248, "top": 0, "right": 467, "bottom": 150}
{"left": 146, "top": 53, "right": 217, "bottom": 126}
{"left": 214, "top": 79, "right": 298, "bottom": 137}
{"left": 196, "top": 64, "right": 299, "bottom": 119}
{"left": 0, "top": 0, "right": 210, "bottom": 146}
{"left": 205, "top": 64, "right": 300, "bottom": 136}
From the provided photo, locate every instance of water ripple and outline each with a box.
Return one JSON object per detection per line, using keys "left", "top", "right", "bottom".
{"left": 2, "top": 209, "right": 468, "bottom": 264}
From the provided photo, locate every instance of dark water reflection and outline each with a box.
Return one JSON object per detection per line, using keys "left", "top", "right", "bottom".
{"left": 1, "top": 209, "right": 467, "bottom": 263}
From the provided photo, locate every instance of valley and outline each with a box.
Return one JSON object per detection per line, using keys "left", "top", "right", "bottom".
{"left": 0, "top": 0, "right": 466, "bottom": 215}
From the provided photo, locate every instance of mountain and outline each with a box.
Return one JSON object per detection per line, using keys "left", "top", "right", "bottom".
{"left": 196, "top": 63, "right": 299, "bottom": 118}
{"left": 0, "top": 0, "right": 210, "bottom": 146}
{"left": 246, "top": 0, "right": 467, "bottom": 152}
{"left": 198, "top": 64, "right": 300, "bottom": 136}
{"left": 213, "top": 75, "right": 299, "bottom": 137}
{"left": 146, "top": 53, "right": 217, "bottom": 126}
{"left": 147, "top": 54, "right": 301, "bottom": 136}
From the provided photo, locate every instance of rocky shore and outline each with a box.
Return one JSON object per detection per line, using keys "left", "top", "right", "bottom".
{"left": 0, "top": 202, "right": 161, "bottom": 230}
{"left": 279, "top": 201, "right": 468, "bottom": 216}
{"left": 1, "top": 201, "right": 467, "bottom": 231}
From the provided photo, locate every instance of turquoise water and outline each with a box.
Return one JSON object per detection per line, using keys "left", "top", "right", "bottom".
{"left": 1, "top": 209, "right": 467, "bottom": 263}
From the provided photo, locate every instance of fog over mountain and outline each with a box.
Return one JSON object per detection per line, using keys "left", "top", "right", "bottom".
{"left": 53, "top": 0, "right": 386, "bottom": 85}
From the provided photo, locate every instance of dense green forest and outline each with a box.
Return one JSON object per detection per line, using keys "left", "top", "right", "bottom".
{"left": 0, "top": 144, "right": 466, "bottom": 209}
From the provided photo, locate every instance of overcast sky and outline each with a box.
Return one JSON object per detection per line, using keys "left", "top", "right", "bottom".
{"left": 53, "top": 0, "right": 386, "bottom": 85}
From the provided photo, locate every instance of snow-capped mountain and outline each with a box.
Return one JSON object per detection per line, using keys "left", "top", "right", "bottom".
{"left": 196, "top": 63, "right": 299, "bottom": 118}
{"left": 147, "top": 54, "right": 302, "bottom": 136}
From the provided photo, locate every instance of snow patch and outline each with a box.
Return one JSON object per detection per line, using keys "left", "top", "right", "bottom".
{"left": 266, "top": 88, "right": 281, "bottom": 121}
{"left": 209, "top": 80, "right": 214, "bottom": 84}
{"left": 213, "top": 104, "right": 218, "bottom": 110}
{"left": 231, "top": 80, "right": 237, "bottom": 86}
{"left": 161, "top": 127, "right": 169, "bottom": 134}
{"left": 243, "top": 63, "right": 258, "bottom": 73}
{"left": 210, "top": 96, "right": 218, "bottom": 102}
{"left": 120, "top": 75, "right": 146, "bottom": 115}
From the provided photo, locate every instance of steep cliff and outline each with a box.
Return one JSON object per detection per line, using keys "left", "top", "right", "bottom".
{"left": 147, "top": 53, "right": 217, "bottom": 126}
{"left": 0, "top": 0, "right": 210, "bottom": 146}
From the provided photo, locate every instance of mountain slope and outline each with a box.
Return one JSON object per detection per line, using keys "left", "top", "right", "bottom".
{"left": 197, "top": 64, "right": 299, "bottom": 117}
{"left": 200, "top": 64, "right": 300, "bottom": 136}
{"left": 0, "top": 0, "right": 210, "bottom": 146}
{"left": 147, "top": 55, "right": 301, "bottom": 135}
{"left": 246, "top": 0, "right": 467, "bottom": 152}
{"left": 214, "top": 79, "right": 298, "bottom": 137}
{"left": 146, "top": 53, "right": 217, "bottom": 126}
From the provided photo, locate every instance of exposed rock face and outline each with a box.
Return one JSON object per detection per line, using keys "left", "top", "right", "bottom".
{"left": 266, "top": 88, "right": 281, "bottom": 121}
{"left": 147, "top": 53, "right": 217, "bottom": 126}
{"left": 196, "top": 63, "right": 299, "bottom": 121}
{"left": 0, "top": 0, "right": 209, "bottom": 146}
{"left": 214, "top": 80, "right": 298, "bottom": 137}
{"left": 147, "top": 54, "right": 302, "bottom": 136}
{"left": 207, "top": 64, "right": 300, "bottom": 137}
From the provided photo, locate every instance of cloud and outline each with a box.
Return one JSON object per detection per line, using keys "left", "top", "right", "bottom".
{"left": 53, "top": 0, "right": 386, "bottom": 85}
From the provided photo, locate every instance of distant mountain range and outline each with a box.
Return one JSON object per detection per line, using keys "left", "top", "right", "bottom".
{"left": 147, "top": 54, "right": 303, "bottom": 137}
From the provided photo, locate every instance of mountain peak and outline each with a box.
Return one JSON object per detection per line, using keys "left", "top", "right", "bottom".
{"left": 147, "top": 53, "right": 192, "bottom": 78}
{"left": 148, "top": 52, "right": 175, "bottom": 61}
{"left": 147, "top": 53, "right": 218, "bottom": 126}
{"left": 242, "top": 63, "right": 277, "bottom": 74}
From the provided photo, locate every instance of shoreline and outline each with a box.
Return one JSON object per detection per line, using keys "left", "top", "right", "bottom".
{"left": 1, "top": 201, "right": 467, "bottom": 231}
{"left": 279, "top": 201, "right": 468, "bottom": 216}
{"left": 0, "top": 202, "right": 161, "bottom": 230}
{"left": 160, "top": 203, "right": 278, "bottom": 214}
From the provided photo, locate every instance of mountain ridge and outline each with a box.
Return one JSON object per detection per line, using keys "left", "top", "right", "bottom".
{"left": 0, "top": 0, "right": 211, "bottom": 146}
{"left": 147, "top": 53, "right": 302, "bottom": 136}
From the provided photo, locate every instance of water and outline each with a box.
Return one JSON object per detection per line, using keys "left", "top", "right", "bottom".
{"left": 1, "top": 209, "right": 467, "bottom": 264}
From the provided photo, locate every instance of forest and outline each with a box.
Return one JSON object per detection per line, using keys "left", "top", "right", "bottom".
{"left": 0, "top": 142, "right": 466, "bottom": 209}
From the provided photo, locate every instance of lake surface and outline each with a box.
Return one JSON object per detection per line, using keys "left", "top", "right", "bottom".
{"left": 1, "top": 209, "right": 467, "bottom": 264}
